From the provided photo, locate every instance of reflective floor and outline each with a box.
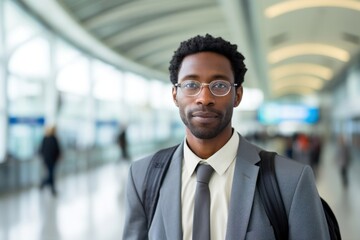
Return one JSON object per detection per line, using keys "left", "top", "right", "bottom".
{"left": 0, "top": 140, "right": 359, "bottom": 240}
{"left": 0, "top": 161, "right": 130, "bottom": 240}
{"left": 316, "top": 141, "right": 360, "bottom": 240}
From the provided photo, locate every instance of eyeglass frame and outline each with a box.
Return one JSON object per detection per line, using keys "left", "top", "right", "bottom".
{"left": 174, "top": 79, "right": 238, "bottom": 97}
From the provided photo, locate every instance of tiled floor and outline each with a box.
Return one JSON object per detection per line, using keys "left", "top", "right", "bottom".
{"left": 0, "top": 161, "right": 130, "bottom": 240}
{"left": 316, "top": 141, "right": 360, "bottom": 240}
{"left": 0, "top": 140, "right": 359, "bottom": 240}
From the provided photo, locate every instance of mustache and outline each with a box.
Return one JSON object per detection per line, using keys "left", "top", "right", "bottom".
{"left": 188, "top": 107, "right": 222, "bottom": 117}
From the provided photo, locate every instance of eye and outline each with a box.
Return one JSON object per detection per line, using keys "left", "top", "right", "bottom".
{"left": 212, "top": 81, "right": 229, "bottom": 89}
{"left": 183, "top": 81, "right": 199, "bottom": 89}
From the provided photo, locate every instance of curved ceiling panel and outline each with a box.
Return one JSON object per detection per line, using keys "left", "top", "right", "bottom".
{"left": 268, "top": 43, "right": 350, "bottom": 63}
{"left": 265, "top": 0, "right": 360, "bottom": 18}
{"left": 84, "top": 0, "right": 212, "bottom": 30}
{"left": 270, "top": 63, "right": 333, "bottom": 80}
{"left": 271, "top": 76, "right": 325, "bottom": 91}
{"left": 273, "top": 86, "right": 316, "bottom": 97}
{"left": 105, "top": 6, "right": 223, "bottom": 47}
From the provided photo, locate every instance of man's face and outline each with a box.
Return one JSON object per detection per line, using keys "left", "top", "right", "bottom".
{"left": 172, "top": 51, "right": 242, "bottom": 140}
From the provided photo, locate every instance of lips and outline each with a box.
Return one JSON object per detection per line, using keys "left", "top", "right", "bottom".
{"left": 191, "top": 110, "right": 220, "bottom": 126}
{"left": 192, "top": 111, "right": 218, "bottom": 118}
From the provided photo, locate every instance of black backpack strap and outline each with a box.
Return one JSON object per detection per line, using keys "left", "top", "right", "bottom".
{"left": 321, "top": 198, "right": 342, "bottom": 240}
{"left": 258, "top": 150, "right": 289, "bottom": 240}
{"left": 142, "top": 144, "right": 179, "bottom": 229}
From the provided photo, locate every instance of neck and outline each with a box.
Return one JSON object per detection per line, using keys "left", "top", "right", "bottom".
{"left": 186, "top": 127, "right": 233, "bottom": 159}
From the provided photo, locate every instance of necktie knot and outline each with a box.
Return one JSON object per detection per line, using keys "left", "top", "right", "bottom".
{"left": 196, "top": 164, "right": 214, "bottom": 184}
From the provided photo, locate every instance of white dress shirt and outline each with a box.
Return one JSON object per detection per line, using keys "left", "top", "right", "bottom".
{"left": 181, "top": 132, "right": 239, "bottom": 240}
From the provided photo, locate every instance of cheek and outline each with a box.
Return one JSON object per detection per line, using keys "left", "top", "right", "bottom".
{"left": 175, "top": 93, "right": 190, "bottom": 107}
{"left": 177, "top": 100, "right": 187, "bottom": 113}
{"left": 222, "top": 95, "right": 237, "bottom": 108}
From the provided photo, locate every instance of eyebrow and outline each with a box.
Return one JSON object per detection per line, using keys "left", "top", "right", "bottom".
{"left": 180, "top": 74, "right": 198, "bottom": 81}
{"left": 180, "top": 74, "right": 231, "bottom": 81}
{"left": 212, "top": 74, "right": 231, "bottom": 81}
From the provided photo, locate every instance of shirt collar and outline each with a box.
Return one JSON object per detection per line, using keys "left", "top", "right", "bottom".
{"left": 183, "top": 131, "right": 239, "bottom": 179}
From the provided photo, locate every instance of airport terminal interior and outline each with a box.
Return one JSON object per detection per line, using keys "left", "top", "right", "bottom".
{"left": 1, "top": 0, "right": 360, "bottom": 239}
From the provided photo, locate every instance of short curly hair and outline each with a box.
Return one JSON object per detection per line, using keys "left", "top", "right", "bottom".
{"left": 169, "top": 34, "right": 247, "bottom": 86}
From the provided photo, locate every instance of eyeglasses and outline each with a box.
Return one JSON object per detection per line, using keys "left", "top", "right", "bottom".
{"left": 174, "top": 80, "right": 238, "bottom": 97}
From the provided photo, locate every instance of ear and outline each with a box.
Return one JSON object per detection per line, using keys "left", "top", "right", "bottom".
{"left": 234, "top": 86, "right": 243, "bottom": 107}
{"left": 172, "top": 86, "right": 179, "bottom": 107}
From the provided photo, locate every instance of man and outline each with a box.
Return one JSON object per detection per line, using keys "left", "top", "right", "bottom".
{"left": 117, "top": 124, "right": 130, "bottom": 161}
{"left": 40, "top": 125, "right": 61, "bottom": 196}
{"left": 123, "top": 34, "right": 329, "bottom": 239}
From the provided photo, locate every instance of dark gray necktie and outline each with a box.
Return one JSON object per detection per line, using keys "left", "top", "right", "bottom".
{"left": 193, "top": 164, "right": 214, "bottom": 240}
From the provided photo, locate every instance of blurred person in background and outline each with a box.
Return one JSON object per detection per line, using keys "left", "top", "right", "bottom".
{"left": 284, "top": 136, "right": 294, "bottom": 159}
{"left": 292, "top": 132, "right": 311, "bottom": 166}
{"left": 309, "top": 134, "right": 323, "bottom": 177}
{"left": 337, "top": 134, "right": 351, "bottom": 189}
{"left": 117, "top": 123, "right": 130, "bottom": 161}
{"left": 39, "top": 125, "right": 62, "bottom": 196}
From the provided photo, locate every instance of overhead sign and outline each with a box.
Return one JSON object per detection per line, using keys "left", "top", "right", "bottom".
{"left": 8, "top": 116, "right": 45, "bottom": 126}
{"left": 257, "top": 103, "right": 319, "bottom": 124}
{"left": 95, "top": 120, "right": 118, "bottom": 127}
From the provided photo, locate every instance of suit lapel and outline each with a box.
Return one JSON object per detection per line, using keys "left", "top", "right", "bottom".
{"left": 159, "top": 143, "right": 183, "bottom": 240}
{"left": 226, "top": 135, "right": 261, "bottom": 240}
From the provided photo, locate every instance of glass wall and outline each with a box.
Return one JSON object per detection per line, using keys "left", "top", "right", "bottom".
{"left": 6, "top": 3, "right": 49, "bottom": 161}
{"left": 0, "top": 0, "right": 180, "bottom": 191}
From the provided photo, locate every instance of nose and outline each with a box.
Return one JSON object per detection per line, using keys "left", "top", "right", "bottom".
{"left": 195, "top": 85, "right": 215, "bottom": 106}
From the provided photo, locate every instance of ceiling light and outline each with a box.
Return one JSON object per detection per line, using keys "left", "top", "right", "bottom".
{"left": 273, "top": 86, "right": 315, "bottom": 96}
{"left": 272, "top": 76, "right": 324, "bottom": 91}
{"left": 268, "top": 44, "right": 350, "bottom": 63}
{"left": 270, "top": 63, "right": 333, "bottom": 80}
{"left": 265, "top": 0, "right": 360, "bottom": 18}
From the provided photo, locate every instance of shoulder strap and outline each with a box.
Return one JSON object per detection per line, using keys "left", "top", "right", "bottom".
{"left": 142, "top": 144, "right": 179, "bottom": 229}
{"left": 321, "top": 198, "right": 342, "bottom": 240}
{"left": 258, "top": 150, "right": 289, "bottom": 240}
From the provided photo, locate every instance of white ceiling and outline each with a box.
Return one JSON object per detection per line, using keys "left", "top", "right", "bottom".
{"left": 18, "top": 0, "right": 360, "bottom": 100}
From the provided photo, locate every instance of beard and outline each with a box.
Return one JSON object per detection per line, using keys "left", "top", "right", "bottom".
{"left": 179, "top": 106, "right": 233, "bottom": 139}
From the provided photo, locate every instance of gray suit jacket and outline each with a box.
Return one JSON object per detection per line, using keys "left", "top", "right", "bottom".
{"left": 123, "top": 134, "right": 330, "bottom": 240}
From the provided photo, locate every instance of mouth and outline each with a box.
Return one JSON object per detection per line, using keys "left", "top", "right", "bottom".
{"left": 192, "top": 111, "right": 218, "bottom": 118}
{"left": 190, "top": 111, "right": 219, "bottom": 125}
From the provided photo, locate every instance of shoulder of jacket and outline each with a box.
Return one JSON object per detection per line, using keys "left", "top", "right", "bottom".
{"left": 274, "top": 154, "right": 306, "bottom": 173}
{"left": 130, "top": 154, "right": 154, "bottom": 176}
{"left": 273, "top": 154, "right": 316, "bottom": 206}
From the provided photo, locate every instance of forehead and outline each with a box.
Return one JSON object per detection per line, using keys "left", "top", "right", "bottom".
{"left": 178, "top": 52, "right": 233, "bottom": 79}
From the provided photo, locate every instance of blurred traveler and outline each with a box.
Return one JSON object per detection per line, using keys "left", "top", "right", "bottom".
{"left": 292, "top": 133, "right": 311, "bottom": 165}
{"left": 123, "top": 34, "right": 329, "bottom": 239}
{"left": 284, "top": 136, "right": 294, "bottom": 159}
{"left": 310, "top": 134, "right": 323, "bottom": 176}
{"left": 337, "top": 134, "right": 351, "bottom": 189}
{"left": 117, "top": 124, "right": 130, "bottom": 161}
{"left": 39, "top": 125, "right": 62, "bottom": 196}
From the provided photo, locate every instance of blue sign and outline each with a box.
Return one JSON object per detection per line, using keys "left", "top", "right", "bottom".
{"left": 95, "top": 120, "right": 118, "bottom": 127}
{"left": 257, "top": 103, "right": 319, "bottom": 124}
{"left": 9, "top": 116, "right": 45, "bottom": 126}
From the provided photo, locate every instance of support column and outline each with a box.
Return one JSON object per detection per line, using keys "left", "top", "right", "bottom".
{"left": 86, "top": 58, "right": 96, "bottom": 148}
{"left": 44, "top": 32, "right": 58, "bottom": 127}
{"left": 0, "top": 0, "right": 8, "bottom": 163}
